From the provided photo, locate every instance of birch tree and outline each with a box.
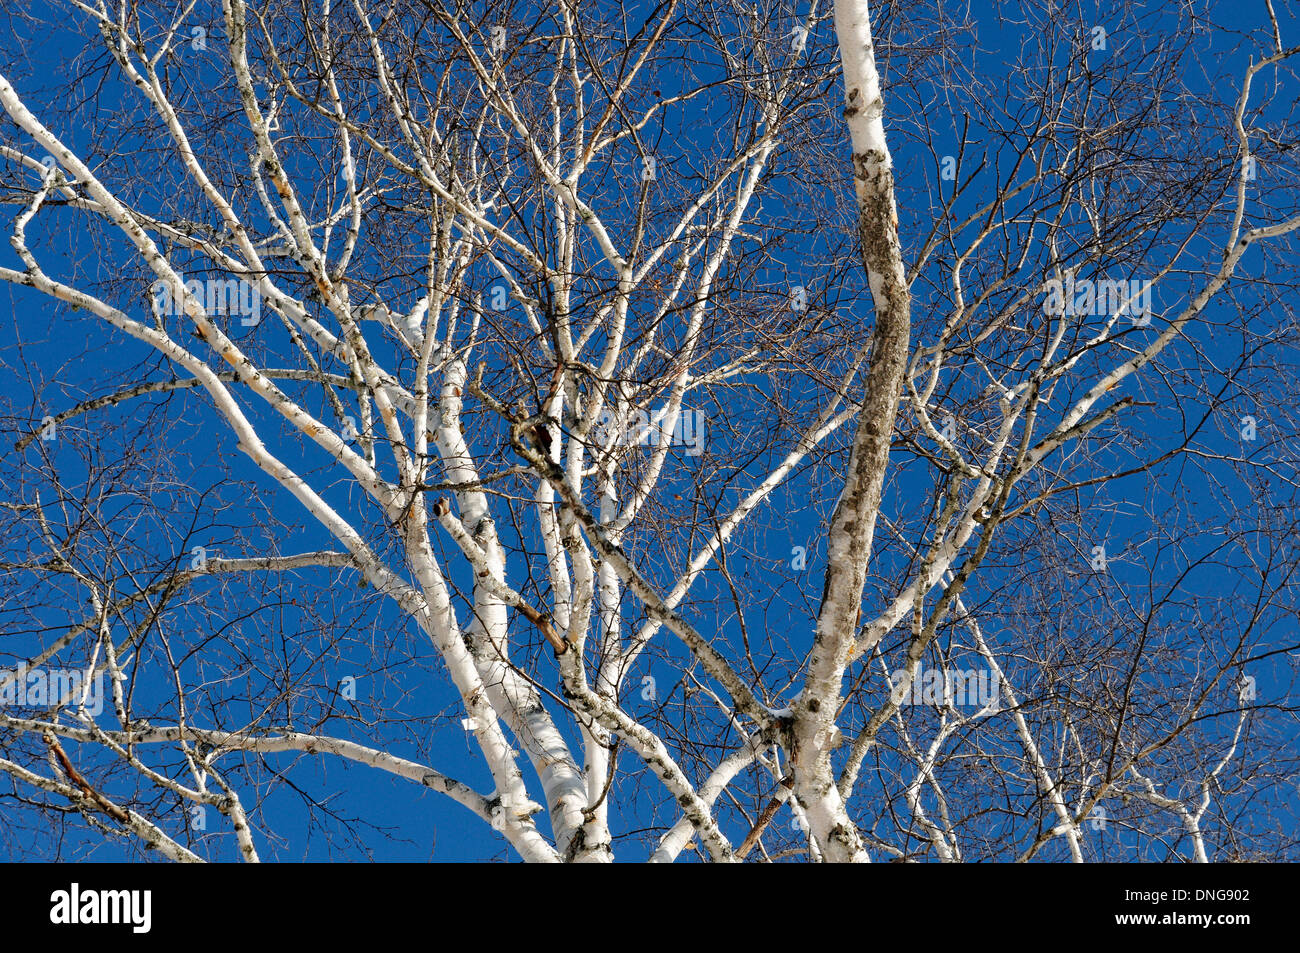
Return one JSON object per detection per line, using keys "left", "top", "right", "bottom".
{"left": 1, "top": 0, "right": 1298, "bottom": 862}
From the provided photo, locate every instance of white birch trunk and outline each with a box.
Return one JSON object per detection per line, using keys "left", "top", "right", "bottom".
{"left": 791, "top": 0, "right": 912, "bottom": 863}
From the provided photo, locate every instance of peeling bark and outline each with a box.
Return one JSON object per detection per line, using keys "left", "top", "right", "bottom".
{"left": 792, "top": 0, "right": 911, "bottom": 863}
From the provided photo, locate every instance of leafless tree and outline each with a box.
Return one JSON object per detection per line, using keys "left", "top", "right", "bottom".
{"left": 0, "top": 0, "right": 1297, "bottom": 862}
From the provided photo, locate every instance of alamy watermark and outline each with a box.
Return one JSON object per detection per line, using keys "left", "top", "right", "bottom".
{"left": 594, "top": 406, "right": 705, "bottom": 457}
{"left": 890, "top": 662, "right": 999, "bottom": 710}
{"left": 50, "top": 883, "right": 150, "bottom": 933}
{"left": 151, "top": 275, "right": 262, "bottom": 326}
{"left": 1, "top": 665, "right": 104, "bottom": 716}
{"left": 1042, "top": 275, "right": 1152, "bottom": 324}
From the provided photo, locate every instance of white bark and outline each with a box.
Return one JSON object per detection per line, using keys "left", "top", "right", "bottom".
{"left": 789, "top": 0, "right": 911, "bottom": 863}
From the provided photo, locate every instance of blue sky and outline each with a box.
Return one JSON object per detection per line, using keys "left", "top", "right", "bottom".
{"left": 1, "top": 0, "right": 1298, "bottom": 862}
